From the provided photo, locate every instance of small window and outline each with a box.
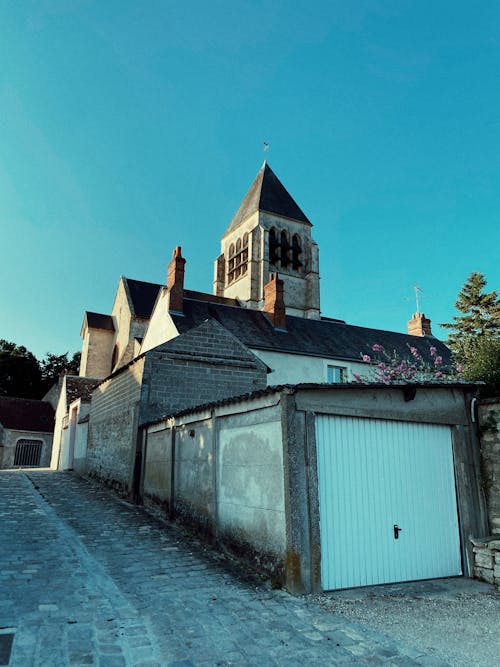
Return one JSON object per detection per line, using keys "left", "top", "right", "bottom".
{"left": 327, "top": 365, "right": 346, "bottom": 383}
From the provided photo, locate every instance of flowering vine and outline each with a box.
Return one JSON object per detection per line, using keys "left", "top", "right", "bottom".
{"left": 353, "top": 343, "right": 459, "bottom": 384}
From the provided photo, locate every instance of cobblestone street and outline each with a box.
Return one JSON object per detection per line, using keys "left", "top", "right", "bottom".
{"left": 0, "top": 470, "right": 455, "bottom": 666}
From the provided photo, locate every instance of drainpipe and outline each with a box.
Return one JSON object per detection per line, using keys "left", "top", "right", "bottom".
{"left": 169, "top": 425, "right": 176, "bottom": 521}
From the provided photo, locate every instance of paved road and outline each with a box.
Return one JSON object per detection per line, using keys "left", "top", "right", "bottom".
{"left": 0, "top": 470, "right": 450, "bottom": 666}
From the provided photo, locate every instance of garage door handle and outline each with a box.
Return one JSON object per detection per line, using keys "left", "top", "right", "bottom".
{"left": 394, "top": 524, "right": 403, "bottom": 539}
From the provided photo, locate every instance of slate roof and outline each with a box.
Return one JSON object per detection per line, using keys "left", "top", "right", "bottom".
{"left": 116, "top": 279, "right": 450, "bottom": 366}
{"left": 171, "top": 297, "right": 452, "bottom": 364}
{"left": 65, "top": 376, "right": 98, "bottom": 404}
{"left": 224, "top": 162, "right": 311, "bottom": 237}
{"left": 123, "top": 279, "right": 238, "bottom": 320}
{"left": 125, "top": 278, "right": 162, "bottom": 318}
{"left": 85, "top": 312, "right": 115, "bottom": 331}
{"left": 0, "top": 397, "right": 54, "bottom": 432}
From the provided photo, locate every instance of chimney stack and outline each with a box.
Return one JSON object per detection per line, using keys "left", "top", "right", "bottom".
{"left": 263, "top": 273, "right": 286, "bottom": 329}
{"left": 167, "top": 246, "right": 186, "bottom": 313}
{"left": 407, "top": 312, "right": 433, "bottom": 337}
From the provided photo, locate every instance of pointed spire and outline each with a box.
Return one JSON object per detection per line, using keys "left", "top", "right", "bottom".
{"left": 223, "top": 163, "right": 311, "bottom": 237}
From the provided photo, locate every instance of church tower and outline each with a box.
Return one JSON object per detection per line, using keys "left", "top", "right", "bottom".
{"left": 213, "top": 162, "right": 320, "bottom": 319}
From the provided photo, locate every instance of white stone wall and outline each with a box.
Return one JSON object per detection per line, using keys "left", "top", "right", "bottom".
{"left": 80, "top": 328, "right": 114, "bottom": 379}
{"left": 217, "top": 210, "right": 320, "bottom": 318}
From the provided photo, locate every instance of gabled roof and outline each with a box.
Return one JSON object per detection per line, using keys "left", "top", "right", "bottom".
{"left": 123, "top": 279, "right": 238, "bottom": 320}
{"left": 0, "top": 397, "right": 54, "bottom": 432}
{"left": 224, "top": 162, "right": 311, "bottom": 237}
{"left": 84, "top": 312, "right": 115, "bottom": 331}
{"left": 171, "top": 298, "right": 451, "bottom": 364}
{"left": 124, "top": 278, "right": 163, "bottom": 318}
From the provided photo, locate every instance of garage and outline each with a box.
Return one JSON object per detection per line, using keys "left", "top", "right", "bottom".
{"left": 315, "top": 414, "right": 462, "bottom": 590}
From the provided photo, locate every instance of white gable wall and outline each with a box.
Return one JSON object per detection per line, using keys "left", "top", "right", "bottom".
{"left": 140, "top": 286, "right": 180, "bottom": 354}
{"left": 252, "top": 349, "right": 370, "bottom": 385}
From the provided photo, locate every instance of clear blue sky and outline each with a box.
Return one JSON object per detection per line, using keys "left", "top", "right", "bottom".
{"left": 1, "top": 1, "right": 499, "bottom": 360}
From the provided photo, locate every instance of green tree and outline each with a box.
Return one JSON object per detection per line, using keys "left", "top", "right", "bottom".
{"left": 441, "top": 273, "right": 500, "bottom": 396}
{"left": 0, "top": 339, "right": 43, "bottom": 399}
{"left": 441, "top": 272, "right": 500, "bottom": 354}
{"left": 459, "top": 336, "right": 500, "bottom": 397}
{"left": 40, "top": 351, "right": 81, "bottom": 394}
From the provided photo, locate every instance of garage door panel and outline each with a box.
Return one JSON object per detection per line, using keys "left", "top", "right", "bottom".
{"left": 316, "top": 415, "right": 462, "bottom": 590}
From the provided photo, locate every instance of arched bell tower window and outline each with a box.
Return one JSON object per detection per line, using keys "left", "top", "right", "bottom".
{"left": 280, "top": 231, "right": 290, "bottom": 267}
{"left": 227, "top": 235, "right": 249, "bottom": 284}
{"left": 292, "top": 234, "right": 302, "bottom": 270}
{"left": 269, "top": 228, "right": 279, "bottom": 264}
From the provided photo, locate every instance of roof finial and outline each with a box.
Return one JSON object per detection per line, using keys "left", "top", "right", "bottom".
{"left": 263, "top": 140, "right": 269, "bottom": 153}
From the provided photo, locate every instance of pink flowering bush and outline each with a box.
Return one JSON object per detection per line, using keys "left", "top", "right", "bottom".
{"left": 354, "top": 343, "right": 459, "bottom": 384}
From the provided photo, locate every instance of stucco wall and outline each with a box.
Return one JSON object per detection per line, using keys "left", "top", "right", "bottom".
{"left": 253, "top": 349, "right": 370, "bottom": 385}
{"left": 218, "top": 419, "right": 286, "bottom": 557}
{"left": 86, "top": 358, "right": 145, "bottom": 492}
{"left": 143, "top": 398, "right": 286, "bottom": 574}
{"left": 478, "top": 399, "right": 500, "bottom": 534}
{"left": 140, "top": 287, "right": 180, "bottom": 353}
{"left": 0, "top": 429, "right": 53, "bottom": 468}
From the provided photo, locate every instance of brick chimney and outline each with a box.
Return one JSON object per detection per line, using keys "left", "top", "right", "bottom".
{"left": 263, "top": 273, "right": 286, "bottom": 329}
{"left": 167, "top": 246, "right": 186, "bottom": 313}
{"left": 407, "top": 312, "right": 433, "bottom": 337}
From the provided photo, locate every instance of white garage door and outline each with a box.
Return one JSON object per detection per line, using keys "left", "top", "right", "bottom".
{"left": 316, "top": 415, "right": 462, "bottom": 590}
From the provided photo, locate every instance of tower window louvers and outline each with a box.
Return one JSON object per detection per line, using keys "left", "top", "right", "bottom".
{"left": 228, "top": 235, "right": 249, "bottom": 283}
{"left": 280, "top": 231, "right": 291, "bottom": 268}
{"left": 292, "top": 234, "right": 303, "bottom": 270}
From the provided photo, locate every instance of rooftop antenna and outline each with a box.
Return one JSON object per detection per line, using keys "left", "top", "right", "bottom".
{"left": 414, "top": 284, "right": 422, "bottom": 313}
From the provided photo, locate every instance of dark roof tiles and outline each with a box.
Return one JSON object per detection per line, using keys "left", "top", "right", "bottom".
{"left": 224, "top": 162, "right": 311, "bottom": 236}
{"left": 0, "top": 397, "right": 54, "bottom": 432}
{"left": 172, "top": 299, "right": 451, "bottom": 364}
{"left": 85, "top": 312, "right": 115, "bottom": 331}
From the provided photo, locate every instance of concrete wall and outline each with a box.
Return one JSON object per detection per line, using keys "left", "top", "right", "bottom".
{"left": 86, "top": 358, "right": 145, "bottom": 493}
{"left": 143, "top": 396, "right": 286, "bottom": 576}
{"left": 478, "top": 399, "right": 500, "bottom": 534}
{"left": 0, "top": 428, "right": 53, "bottom": 468}
{"left": 218, "top": 417, "right": 286, "bottom": 562}
{"left": 142, "top": 384, "right": 488, "bottom": 594}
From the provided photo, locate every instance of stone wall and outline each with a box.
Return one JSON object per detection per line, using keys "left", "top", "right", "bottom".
{"left": 86, "top": 358, "right": 145, "bottom": 493}
{"left": 471, "top": 538, "right": 500, "bottom": 586}
{"left": 478, "top": 399, "right": 500, "bottom": 534}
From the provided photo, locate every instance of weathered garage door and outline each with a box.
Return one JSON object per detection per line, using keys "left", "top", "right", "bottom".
{"left": 316, "top": 415, "right": 462, "bottom": 590}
